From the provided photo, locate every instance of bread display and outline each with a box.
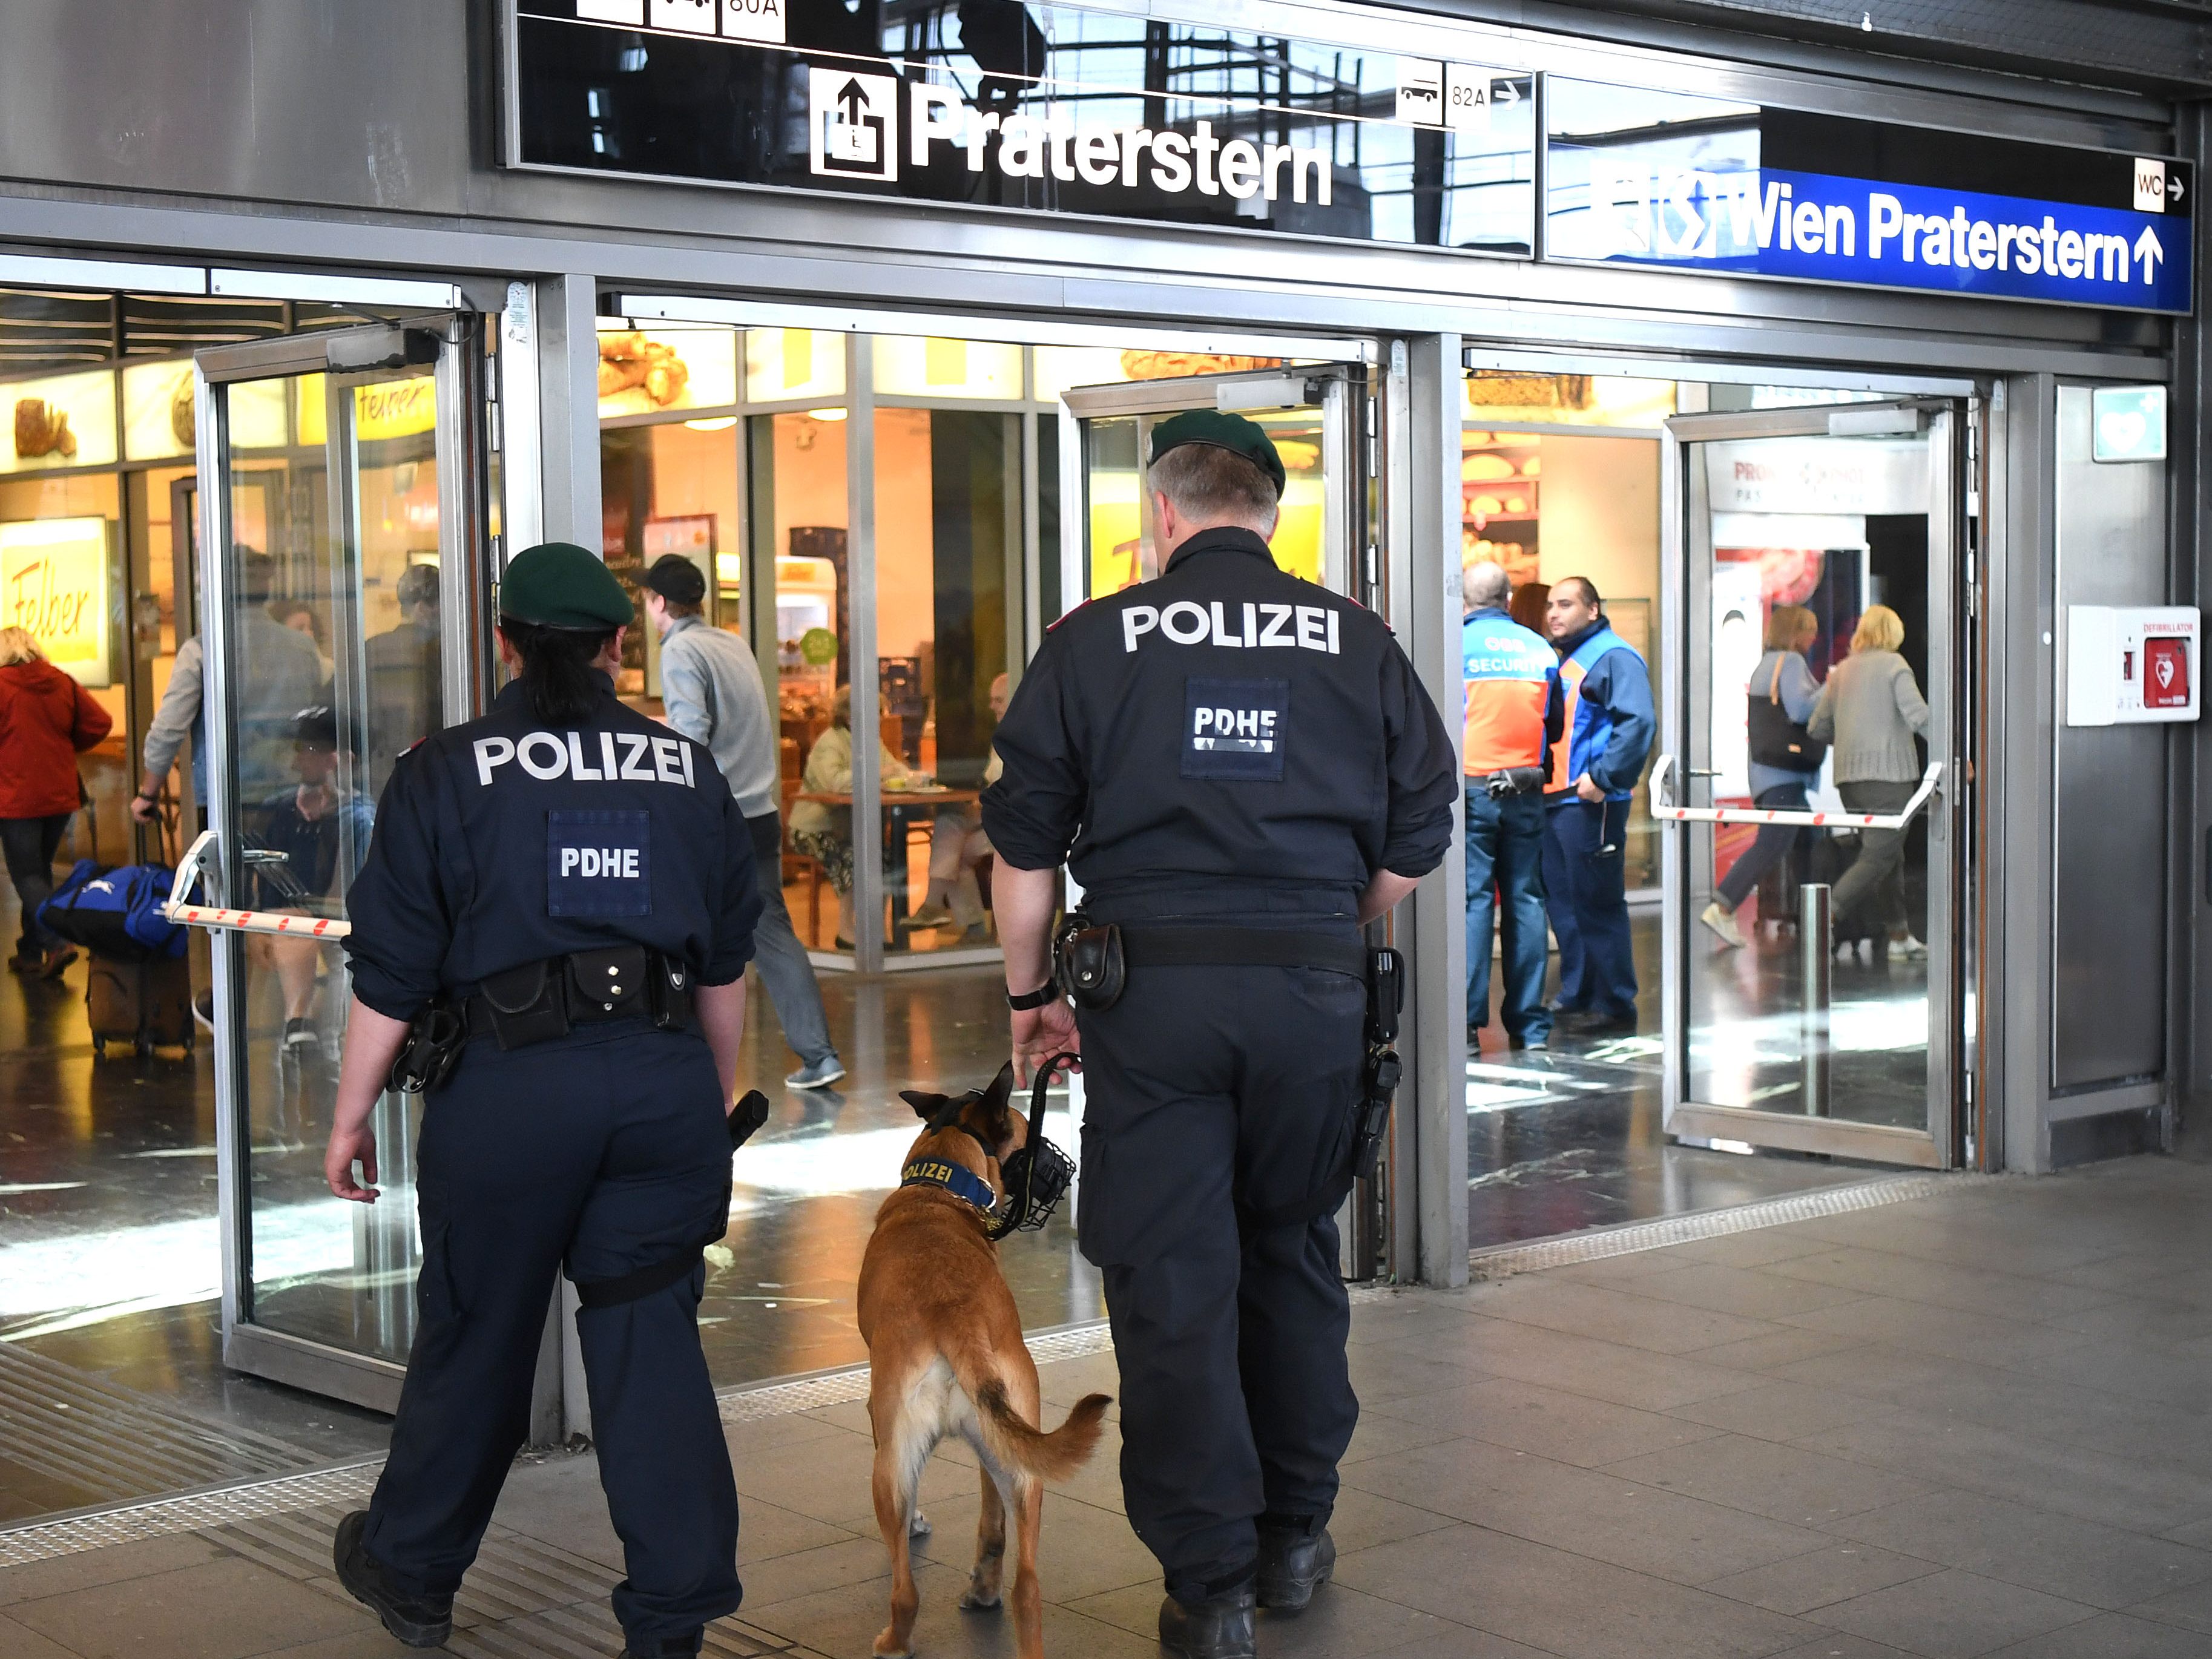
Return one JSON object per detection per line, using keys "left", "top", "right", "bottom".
{"left": 15, "top": 397, "right": 77, "bottom": 460}
{"left": 597, "top": 332, "right": 691, "bottom": 407}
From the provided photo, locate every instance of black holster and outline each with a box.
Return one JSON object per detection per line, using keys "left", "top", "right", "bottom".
{"left": 1352, "top": 947, "right": 1405, "bottom": 1180}
{"left": 387, "top": 1000, "right": 467, "bottom": 1096}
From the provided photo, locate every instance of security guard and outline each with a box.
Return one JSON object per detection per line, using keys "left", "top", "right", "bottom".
{"left": 1461, "top": 561, "right": 1563, "bottom": 1050}
{"left": 321, "top": 542, "right": 762, "bottom": 1659}
{"left": 983, "top": 412, "right": 1457, "bottom": 1659}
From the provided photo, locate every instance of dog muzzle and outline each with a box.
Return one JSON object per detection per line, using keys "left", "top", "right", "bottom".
{"left": 992, "top": 1130, "right": 1074, "bottom": 1238}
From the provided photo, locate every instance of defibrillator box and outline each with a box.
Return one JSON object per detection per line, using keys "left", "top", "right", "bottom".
{"left": 2065, "top": 605, "right": 2200, "bottom": 727}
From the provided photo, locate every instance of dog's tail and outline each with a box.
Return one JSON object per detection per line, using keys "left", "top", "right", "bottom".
{"left": 972, "top": 1379, "right": 1111, "bottom": 1483}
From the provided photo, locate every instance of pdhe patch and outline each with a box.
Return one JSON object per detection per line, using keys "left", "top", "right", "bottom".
{"left": 1182, "top": 677, "right": 1289, "bottom": 781}
{"left": 547, "top": 809, "right": 652, "bottom": 917}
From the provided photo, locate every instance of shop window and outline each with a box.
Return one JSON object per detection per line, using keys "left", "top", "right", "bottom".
{"left": 1084, "top": 415, "right": 1144, "bottom": 597}
{"left": 1465, "top": 370, "right": 1676, "bottom": 429}
{"left": 599, "top": 420, "right": 742, "bottom": 696}
{"left": 750, "top": 408, "right": 851, "bottom": 954}
{"left": 872, "top": 335, "right": 1023, "bottom": 400}
{"left": 1, "top": 368, "right": 117, "bottom": 474}
{"left": 594, "top": 323, "right": 737, "bottom": 418}
{"left": 745, "top": 327, "right": 846, "bottom": 403}
{"left": 872, "top": 408, "right": 1015, "bottom": 956}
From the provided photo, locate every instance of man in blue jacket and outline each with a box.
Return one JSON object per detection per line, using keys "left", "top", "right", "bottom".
{"left": 1541, "top": 577, "right": 1654, "bottom": 1036}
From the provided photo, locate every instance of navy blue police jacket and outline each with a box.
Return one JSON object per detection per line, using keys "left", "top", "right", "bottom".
{"left": 343, "top": 673, "right": 763, "bottom": 1024}
{"left": 981, "top": 527, "right": 1458, "bottom": 910}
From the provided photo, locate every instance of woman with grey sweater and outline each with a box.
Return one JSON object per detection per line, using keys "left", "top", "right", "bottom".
{"left": 1806, "top": 604, "right": 1929, "bottom": 958}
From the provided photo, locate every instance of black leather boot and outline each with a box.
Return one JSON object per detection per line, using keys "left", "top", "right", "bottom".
{"left": 1256, "top": 1521, "right": 1336, "bottom": 1612}
{"left": 1157, "top": 1583, "right": 1258, "bottom": 1659}
{"left": 617, "top": 1634, "right": 703, "bottom": 1658}
{"left": 332, "top": 1510, "right": 453, "bottom": 1649}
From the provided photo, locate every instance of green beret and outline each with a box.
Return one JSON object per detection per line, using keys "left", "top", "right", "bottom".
{"left": 499, "top": 542, "right": 636, "bottom": 631}
{"left": 1149, "top": 409, "right": 1287, "bottom": 499}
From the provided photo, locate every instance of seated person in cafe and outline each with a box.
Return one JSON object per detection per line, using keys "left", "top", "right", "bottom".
{"left": 246, "top": 705, "right": 374, "bottom": 1055}
{"left": 788, "top": 683, "right": 976, "bottom": 948}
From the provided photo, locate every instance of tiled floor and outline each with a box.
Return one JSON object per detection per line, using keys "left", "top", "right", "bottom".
{"left": 11, "top": 1150, "right": 2212, "bottom": 1657}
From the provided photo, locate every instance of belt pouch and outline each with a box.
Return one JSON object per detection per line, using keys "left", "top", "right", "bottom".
{"left": 478, "top": 959, "right": 569, "bottom": 1050}
{"left": 566, "top": 945, "right": 650, "bottom": 1020}
{"left": 1055, "top": 919, "right": 1125, "bottom": 1011}
{"left": 648, "top": 952, "right": 695, "bottom": 1031}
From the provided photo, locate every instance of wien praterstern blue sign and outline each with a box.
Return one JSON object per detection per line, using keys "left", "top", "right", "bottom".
{"left": 1547, "top": 87, "right": 2193, "bottom": 314}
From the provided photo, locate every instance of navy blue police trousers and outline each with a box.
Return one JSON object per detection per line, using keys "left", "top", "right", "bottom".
{"left": 1076, "top": 893, "right": 1364, "bottom": 1606}
{"left": 361, "top": 1020, "right": 740, "bottom": 1648}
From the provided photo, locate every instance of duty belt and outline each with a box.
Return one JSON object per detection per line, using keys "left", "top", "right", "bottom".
{"left": 1118, "top": 925, "right": 1368, "bottom": 979}
{"left": 463, "top": 945, "right": 697, "bottom": 1051}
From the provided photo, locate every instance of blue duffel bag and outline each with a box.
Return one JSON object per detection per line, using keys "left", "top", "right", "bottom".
{"left": 39, "top": 860, "right": 189, "bottom": 961}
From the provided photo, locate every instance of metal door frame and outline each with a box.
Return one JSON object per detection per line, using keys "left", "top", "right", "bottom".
{"left": 1657, "top": 399, "right": 1966, "bottom": 1169}
{"left": 191, "top": 316, "right": 490, "bottom": 1410}
{"left": 1058, "top": 360, "right": 1396, "bottom": 1277}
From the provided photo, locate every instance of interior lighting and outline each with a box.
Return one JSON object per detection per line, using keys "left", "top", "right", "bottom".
{"left": 684, "top": 416, "right": 738, "bottom": 431}
{"left": 806, "top": 407, "right": 849, "bottom": 422}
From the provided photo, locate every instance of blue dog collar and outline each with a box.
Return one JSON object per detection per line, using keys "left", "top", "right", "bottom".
{"left": 901, "top": 1155, "right": 1000, "bottom": 1217}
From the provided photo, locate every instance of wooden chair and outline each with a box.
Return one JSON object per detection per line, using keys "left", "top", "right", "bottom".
{"left": 779, "top": 736, "right": 826, "bottom": 942}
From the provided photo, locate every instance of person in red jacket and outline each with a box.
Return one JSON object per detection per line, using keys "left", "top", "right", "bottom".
{"left": 0, "top": 626, "right": 113, "bottom": 975}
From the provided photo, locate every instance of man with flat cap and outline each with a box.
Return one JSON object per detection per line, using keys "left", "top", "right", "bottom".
{"left": 323, "top": 542, "right": 761, "bottom": 1659}
{"left": 984, "top": 412, "right": 1458, "bottom": 1658}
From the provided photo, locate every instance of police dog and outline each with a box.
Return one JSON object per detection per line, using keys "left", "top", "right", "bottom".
{"left": 857, "top": 1062, "right": 1108, "bottom": 1659}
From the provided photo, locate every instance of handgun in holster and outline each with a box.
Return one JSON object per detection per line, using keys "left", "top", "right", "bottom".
{"left": 1352, "top": 947, "right": 1404, "bottom": 1180}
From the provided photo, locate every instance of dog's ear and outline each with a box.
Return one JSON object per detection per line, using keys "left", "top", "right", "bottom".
{"left": 901, "top": 1089, "right": 947, "bottom": 1121}
{"left": 975, "top": 1062, "right": 1019, "bottom": 1146}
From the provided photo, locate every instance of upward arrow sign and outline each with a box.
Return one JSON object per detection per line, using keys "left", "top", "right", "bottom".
{"left": 2135, "top": 225, "right": 2165, "bottom": 285}
{"left": 837, "top": 78, "right": 872, "bottom": 123}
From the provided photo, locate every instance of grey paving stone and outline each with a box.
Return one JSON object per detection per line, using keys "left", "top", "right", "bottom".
{"left": 1694, "top": 1327, "right": 1875, "bottom": 1374}
{"left": 1774, "top": 1295, "right": 2098, "bottom": 1372}
{"left": 1987, "top": 1611, "right": 2212, "bottom": 1657}
{"left": 730, "top": 1533, "right": 893, "bottom": 1610}
{"left": 1340, "top": 1406, "right": 1471, "bottom": 1467}
{"left": 2130, "top": 1575, "right": 2212, "bottom": 1635}
{"left": 1372, "top": 1373, "right": 1725, "bottom": 1467}
{"left": 734, "top": 1421, "right": 980, "bottom": 1528}
{"left": 1339, "top": 1433, "right": 1833, "bottom": 1584}
{"left": 0, "top": 1611, "right": 79, "bottom": 1659}
{"left": 1629, "top": 1263, "right": 1876, "bottom": 1321}
{"left": 0, "top": 1533, "right": 231, "bottom": 1608}
{"left": 7, "top": 1556, "right": 372, "bottom": 1659}
{"left": 1662, "top": 1229, "right": 1840, "bottom": 1270}
{"left": 1770, "top": 1637, "right": 1927, "bottom": 1659}
{"left": 1331, "top": 1520, "right": 1819, "bottom": 1659}
{"left": 2043, "top": 1294, "right": 2212, "bottom": 1351}
{"left": 1830, "top": 1487, "right": 2212, "bottom": 1611}
{"left": 1702, "top": 1544, "right": 1944, "bottom": 1615}
{"left": 1324, "top": 1483, "right": 1467, "bottom": 1554}
{"left": 1797, "top": 1410, "right": 2212, "bottom": 1536}
{"left": 745, "top": 1556, "right": 1159, "bottom": 1658}
{"left": 1602, "top": 1432, "right": 1934, "bottom": 1527}
{"left": 1384, "top": 1314, "right": 1769, "bottom": 1413}
{"left": 1463, "top": 1275, "right": 1792, "bottom": 1355}
{"left": 908, "top": 1488, "right": 1160, "bottom": 1602}
{"left": 1665, "top": 1380, "right": 1898, "bottom": 1444}
{"left": 1765, "top": 1246, "right": 2116, "bottom": 1324}
{"left": 1345, "top": 1339, "right": 1493, "bottom": 1404}
{"left": 1808, "top": 1567, "right": 2102, "bottom": 1658}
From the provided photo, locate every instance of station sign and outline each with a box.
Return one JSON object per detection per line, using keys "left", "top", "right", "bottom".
{"left": 510, "top": 0, "right": 1537, "bottom": 255}
{"left": 1545, "top": 82, "right": 2192, "bottom": 313}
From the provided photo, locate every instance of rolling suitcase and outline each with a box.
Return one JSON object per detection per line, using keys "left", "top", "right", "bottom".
{"left": 85, "top": 951, "right": 196, "bottom": 1057}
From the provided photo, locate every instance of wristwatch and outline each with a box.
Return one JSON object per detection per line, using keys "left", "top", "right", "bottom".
{"left": 1006, "top": 982, "right": 1058, "bottom": 1011}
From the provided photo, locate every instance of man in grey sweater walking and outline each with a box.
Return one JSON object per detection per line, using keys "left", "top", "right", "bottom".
{"left": 642, "top": 555, "right": 845, "bottom": 1088}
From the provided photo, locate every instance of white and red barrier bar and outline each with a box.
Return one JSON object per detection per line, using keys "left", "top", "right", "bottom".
{"left": 164, "top": 900, "right": 352, "bottom": 941}
{"left": 161, "top": 829, "right": 355, "bottom": 940}
{"left": 1649, "top": 756, "right": 1943, "bottom": 831}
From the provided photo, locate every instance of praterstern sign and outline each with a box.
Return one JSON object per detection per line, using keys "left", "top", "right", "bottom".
{"left": 512, "top": 1, "right": 1539, "bottom": 254}
{"left": 1547, "top": 91, "right": 2192, "bottom": 314}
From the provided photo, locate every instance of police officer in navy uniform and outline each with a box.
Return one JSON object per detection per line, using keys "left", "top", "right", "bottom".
{"left": 321, "top": 542, "right": 762, "bottom": 1659}
{"left": 983, "top": 413, "right": 1457, "bottom": 1659}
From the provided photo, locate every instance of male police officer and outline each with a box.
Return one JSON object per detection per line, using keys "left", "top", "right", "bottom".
{"left": 323, "top": 542, "right": 762, "bottom": 1659}
{"left": 1540, "top": 575, "right": 1654, "bottom": 1036}
{"left": 983, "top": 412, "right": 1457, "bottom": 1659}
{"left": 1461, "top": 562, "right": 1562, "bottom": 1051}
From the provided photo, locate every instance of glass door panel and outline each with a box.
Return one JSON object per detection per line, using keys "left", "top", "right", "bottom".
{"left": 1664, "top": 404, "right": 1958, "bottom": 1167}
{"left": 196, "top": 320, "right": 484, "bottom": 1407}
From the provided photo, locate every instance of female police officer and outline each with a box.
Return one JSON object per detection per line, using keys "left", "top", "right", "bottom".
{"left": 320, "top": 542, "right": 762, "bottom": 1659}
